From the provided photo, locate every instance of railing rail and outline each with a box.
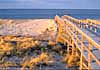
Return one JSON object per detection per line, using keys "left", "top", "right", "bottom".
{"left": 62, "top": 15, "right": 100, "bottom": 32}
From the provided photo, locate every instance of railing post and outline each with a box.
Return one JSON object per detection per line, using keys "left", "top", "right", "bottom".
{"left": 80, "top": 22, "right": 83, "bottom": 29}
{"left": 80, "top": 48, "right": 83, "bottom": 70}
{"left": 72, "top": 26, "right": 76, "bottom": 55}
{"left": 94, "top": 24, "right": 97, "bottom": 33}
{"left": 88, "top": 42, "right": 91, "bottom": 70}
{"left": 80, "top": 35, "right": 84, "bottom": 70}
{"left": 90, "top": 22, "right": 92, "bottom": 30}
{"left": 75, "top": 30, "right": 78, "bottom": 55}
{"left": 67, "top": 43, "right": 70, "bottom": 55}
{"left": 67, "top": 35, "right": 71, "bottom": 55}
{"left": 72, "top": 41, "right": 74, "bottom": 55}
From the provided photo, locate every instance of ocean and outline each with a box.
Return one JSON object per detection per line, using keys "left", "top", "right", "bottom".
{"left": 0, "top": 9, "right": 100, "bottom": 19}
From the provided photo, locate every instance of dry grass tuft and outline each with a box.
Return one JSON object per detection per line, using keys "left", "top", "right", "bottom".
{"left": 63, "top": 53, "right": 80, "bottom": 67}
{"left": 21, "top": 52, "right": 49, "bottom": 70}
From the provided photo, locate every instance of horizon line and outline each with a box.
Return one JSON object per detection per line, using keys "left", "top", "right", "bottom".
{"left": 0, "top": 8, "right": 100, "bottom": 10}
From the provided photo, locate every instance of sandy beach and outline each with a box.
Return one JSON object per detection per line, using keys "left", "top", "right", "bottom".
{"left": 0, "top": 19, "right": 57, "bottom": 37}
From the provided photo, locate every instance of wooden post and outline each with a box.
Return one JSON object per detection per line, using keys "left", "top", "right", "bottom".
{"left": 75, "top": 31, "right": 78, "bottom": 55}
{"left": 72, "top": 26, "right": 75, "bottom": 55}
{"left": 94, "top": 25, "right": 97, "bottom": 33}
{"left": 67, "top": 43, "right": 70, "bottom": 55}
{"left": 80, "top": 22, "right": 83, "bottom": 29}
{"left": 80, "top": 35, "right": 84, "bottom": 70}
{"left": 80, "top": 46, "right": 83, "bottom": 70}
{"left": 88, "top": 42, "right": 91, "bottom": 70}
{"left": 86, "top": 24, "right": 88, "bottom": 28}
{"left": 94, "top": 28, "right": 97, "bottom": 33}
{"left": 90, "top": 22, "right": 92, "bottom": 30}
{"left": 72, "top": 41, "right": 74, "bottom": 55}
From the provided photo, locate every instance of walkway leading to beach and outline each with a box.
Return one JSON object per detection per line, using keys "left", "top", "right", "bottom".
{"left": 55, "top": 15, "right": 100, "bottom": 70}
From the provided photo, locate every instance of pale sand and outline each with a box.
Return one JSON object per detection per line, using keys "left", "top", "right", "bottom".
{"left": 0, "top": 19, "right": 57, "bottom": 37}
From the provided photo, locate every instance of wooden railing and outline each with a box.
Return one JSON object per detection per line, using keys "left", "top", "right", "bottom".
{"left": 55, "top": 15, "right": 100, "bottom": 70}
{"left": 62, "top": 15, "right": 100, "bottom": 33}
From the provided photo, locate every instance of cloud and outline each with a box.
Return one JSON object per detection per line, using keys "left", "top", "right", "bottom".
{"left": 0, "top": 0, "right": 100, "bottom": 9}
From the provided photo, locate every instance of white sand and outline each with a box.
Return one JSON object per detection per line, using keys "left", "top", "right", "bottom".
{"left": 0, "top": 19, "right": 57, "bottom": 36}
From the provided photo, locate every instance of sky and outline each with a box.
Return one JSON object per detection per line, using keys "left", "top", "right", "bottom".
{"left": 0, "top": 0, "right": 100, "bottom": 9}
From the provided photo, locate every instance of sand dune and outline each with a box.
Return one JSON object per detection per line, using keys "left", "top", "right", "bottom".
{"left": 0, "top": 19, "right": 57, "bottom": 36}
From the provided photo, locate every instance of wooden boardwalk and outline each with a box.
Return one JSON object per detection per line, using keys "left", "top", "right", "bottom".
{"left": 62, "top": 15, "right": 100, "bottom": 44}
{"left": 0, "top": 15, "right": 100, "bottom": 70}
{"left": 55, "top": 15, "right": 100, "bottom": 70}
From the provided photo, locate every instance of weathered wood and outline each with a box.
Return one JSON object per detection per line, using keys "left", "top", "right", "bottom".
{"left": 55, "top": 15, "right": 100, "bottom": 70}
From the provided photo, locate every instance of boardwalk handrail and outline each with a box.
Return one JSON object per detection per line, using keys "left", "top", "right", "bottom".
{"left": 62, "top": 15, "right": 100, "bottom": 32}
{"left": 55, "top": 15, "right": 100, "bottom": 70}
{"left": 64, "top": 19, "right": 100, "bottom": 49}
{"left": 86, "top": 19, "right": 100, "bottom": 25}
{"left": 62, "top": 15, "right": 100, "bottom": 25}
{"left": 64, "top": 19, "right": 100, "bottom": 69}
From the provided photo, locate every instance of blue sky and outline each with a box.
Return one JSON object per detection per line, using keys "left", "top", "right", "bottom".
{"left": 0, "top": 0, "right": 100, "bottom": 9}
